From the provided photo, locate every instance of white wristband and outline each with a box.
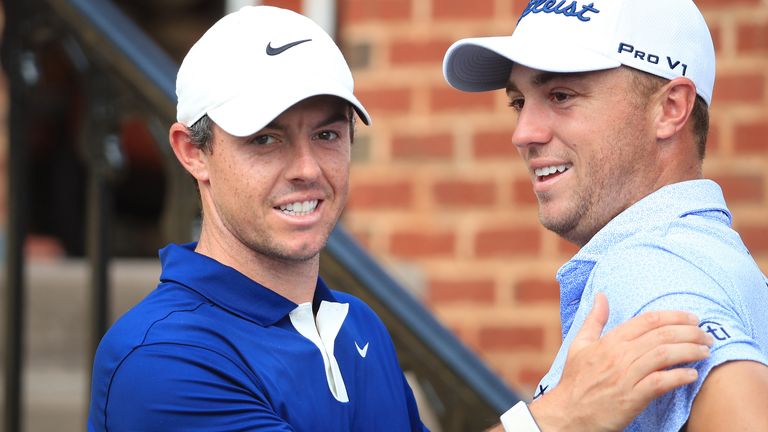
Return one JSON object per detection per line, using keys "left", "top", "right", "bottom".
{"left": 500, "top": 401, "right": 542, "bottom": 432}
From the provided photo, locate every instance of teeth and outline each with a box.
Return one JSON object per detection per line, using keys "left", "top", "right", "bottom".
{"left": 535, "top": 164, "right": 570, "bottom": 178}
{"left": 279, "top": 200, "right": 318, "bottom": 216}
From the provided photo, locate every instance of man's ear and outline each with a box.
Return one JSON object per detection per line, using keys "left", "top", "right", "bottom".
{"left": 655, "top": 77, "right": 697, "bottom": 141}
{"left": 168, "top": 122, "right": 210, "bottom": 182}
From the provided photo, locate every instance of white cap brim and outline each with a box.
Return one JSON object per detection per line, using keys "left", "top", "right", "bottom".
{"left": 208, "top": 79, "right": 371, "bottom": 138}
{"left": 443, "top": 35, "right": 620, "bottom": 93}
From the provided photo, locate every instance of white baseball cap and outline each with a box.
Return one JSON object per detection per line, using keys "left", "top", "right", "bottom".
{"left": 443, "top": 0, "right": 716, "bottom": 105}
{"left": 176, "top": 6, "right": 371, "bottom": 137}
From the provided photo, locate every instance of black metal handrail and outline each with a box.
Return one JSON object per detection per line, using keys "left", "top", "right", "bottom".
{"left": 3, "top": 0, "right": 521, "bottom": 430}
{"left": 47, "top": 0, "right": 177, "bottom": 119}
{"left": 325, "top": 227, "right": 519, "bottom": 416}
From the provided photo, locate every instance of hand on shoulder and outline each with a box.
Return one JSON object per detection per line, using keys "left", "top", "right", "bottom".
{"left": 529, "top": 293, "right": 712, "bottom": 432}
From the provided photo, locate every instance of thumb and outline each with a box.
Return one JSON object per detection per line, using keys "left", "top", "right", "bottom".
{"left": 573, "top": 292, "right": 609, "bottom": 344}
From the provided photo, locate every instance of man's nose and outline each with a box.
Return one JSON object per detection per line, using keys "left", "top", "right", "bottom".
{"left": 286, "top": 139, "right": 322, "bottom": 182}
{"left": 511, "top": 103, "right": 553, "bottom": 150}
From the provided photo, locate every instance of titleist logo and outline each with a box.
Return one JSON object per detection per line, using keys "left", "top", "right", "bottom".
{"left": 519, "top": 0, "right": 601, "bottom": 23}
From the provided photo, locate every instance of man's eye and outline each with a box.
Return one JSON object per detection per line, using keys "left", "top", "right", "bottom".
{"left": 315, "top": 130, "right": 339, "bottom": 141}
{"left": 251, "top": 135, "right": 276, "bottom": 145}
{"left": 551, "top": 92, "right": 572, "bottom": 103}
{"left": 508, "top": 98, "right": 524, "bottom": 111}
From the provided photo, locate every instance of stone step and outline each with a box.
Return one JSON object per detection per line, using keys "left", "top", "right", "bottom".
{"left": 1, "top": 258, "right": 160, "bottom": 431}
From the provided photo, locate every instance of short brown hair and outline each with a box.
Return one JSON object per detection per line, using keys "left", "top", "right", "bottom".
{"left": 628, "top": 67, "right": 709, "bottom": 159}
{"left": 188, "top": 115, "right": 214, "bottom": 153}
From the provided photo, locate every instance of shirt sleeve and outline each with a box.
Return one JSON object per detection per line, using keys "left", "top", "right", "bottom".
{"left": 103, "top": 343, "right": 295, "bottom": 432}
{"left": 589, "top": 244, "right": 768, "bottom": 431}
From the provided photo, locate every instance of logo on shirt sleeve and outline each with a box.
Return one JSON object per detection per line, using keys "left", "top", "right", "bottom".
{"left": 699, "top": 321, "right": 732, "bottom": 341}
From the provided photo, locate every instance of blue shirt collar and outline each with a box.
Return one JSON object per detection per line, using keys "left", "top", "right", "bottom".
{"left": 563, "top": 179, "right": 731, "bottom": 267}
{"left": 554, "top": 180, "right": 731, "bottom": 333}
{"left": 158, "top": 242, "right": 337, "bottom": 326}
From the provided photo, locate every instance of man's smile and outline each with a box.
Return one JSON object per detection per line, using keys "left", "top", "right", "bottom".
{"left": 277, "top": 199, "right": 320, "bottom": 216}
{"left": 534, "top": 164, "right": 572, "bottom": 181}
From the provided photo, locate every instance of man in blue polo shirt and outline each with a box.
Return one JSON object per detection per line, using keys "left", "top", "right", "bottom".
{"left": 444, "top": 0, "right": 768, "bottom": 430}
{"left": 88, "top": 5, "right": 715, "bottom": 432}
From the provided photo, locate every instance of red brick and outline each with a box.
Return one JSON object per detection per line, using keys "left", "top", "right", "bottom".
{"left": 738, "top": 22, "right": 768, "bottom": 53}
{"left": 734, "top": 121, "right": 768, "bottom": 154}
{"left": 710, "top": 174, "right": 764, "bottom": 204}
{"left": 695, "top": 0, "right": 760, "bottom": 8}
{"left": 518, "top": 366, "right": 549, "bottom": 391}
{"left": 447, "top": 325, "right": 476, "bottom": 351}
{"left": 515, "top": 278, "right": 559, "bottom": 303}
{"left": 428, "top": 279, "right": 496, "bottom": 304}
{"left": 510, "top": 0, "right": 531, "bottom": 15}
{"left": 433, "top": 180, "right": 496, "bottom": 207}
{"left": 392, "top": 133, "right": 453, "bottom": 160}
{"left": 261, "top": 0, "right": 302, "bottom": 12}
{"left": 390, "top": 231, "right": 455, "bottom": 257}
{"left": 475, "top": 227, "right": 541, "bottom": 256}
{"left": 473, "top": 131, "right": 517, "bottom": 158}
{"left": 705, "top": 123, "right": 720, "bottom": 155}
{"left": 740, "top": 225, "right": 768, "bottom": 254}
{"left": 709, "top": 24, "right": 724, "bottom": 55}
{"left": 348, "top": 181, "right": 413, "bottom": 209}
{"left": 349, "top": 229, "right": 372, "bottom": 250}
{"left": 512, "top": 177, "right": 537, "bottom": 205}
{"left": 390, "top": 39, "right": 454, "bottom": 65}
{"left": 478, "top": 325, "right": 544, "bottom": 350}
{"left": 25, "top": 235, "right": 65, "bottom": 259}
{"left": 121, "top": 117, "right": 164, "bottom": 171}
{"left": 558, "top": 237, "right": 580, "bottom": 257}
{"left": 714, "top": 73, "right": 765, "bottom": 103}
{"left": 340, "top": 0, "right": 411, "bottom": 23}
{"left": 355, "top": 88, "right": 411, "bottom": 113}
{"left": 433, "top": 0, "right": 494, "bottom": 18}
{"left": 430, "top": 86, "right": 496, "bottom": 112}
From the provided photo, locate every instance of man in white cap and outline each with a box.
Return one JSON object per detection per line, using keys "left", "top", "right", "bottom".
{"left": 444, "top": 0, "right": 768, "bottom": 430}
{"left": 88, "top": 5, "right": 714, "bottom": 431}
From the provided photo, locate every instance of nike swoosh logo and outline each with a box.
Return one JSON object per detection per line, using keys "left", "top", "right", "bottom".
{"left": 266, "top": 39, "right": 312, "bottom": 56}
{"left": 355, "top": 341, "right": 369, "bottom": 358}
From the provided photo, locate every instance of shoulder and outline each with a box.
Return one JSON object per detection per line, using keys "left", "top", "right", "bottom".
{"left": 591, "top": 218, "right": 762, "bottom": 306}
{"left": 97, "top": 282, "right": 211, "bottom": 353}
{"left": 587, "top": 237, "right": 760, "bottom": 336}
{"left": 96, "top": 343, "right": 280, "bottom": 431}
{"left": 90, "top": 283, "right": 219, "bottom": 419}
{"left": 591, "top": 241, "right": 718, "bottom": 303}
{"left": 586, "top": 227, "right": 767, "bottom": 360}
{"left": 89, "top": 282, "right": 262, "bottom": 432}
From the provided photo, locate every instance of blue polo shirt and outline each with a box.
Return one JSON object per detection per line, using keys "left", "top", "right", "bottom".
{"left": 535, "top": 180, "right": 768, "bottom": 431}
{"left": 88, "top": 243, "right": 426, "bottom": 431}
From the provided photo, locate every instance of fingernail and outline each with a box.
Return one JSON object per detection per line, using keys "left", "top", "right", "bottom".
{"left": 688, "top": 312, "right": 699, "bottom": 323}
{"left": 706, "top": 335, "right": 714, "bottom": 346}
{"left": 700, "top": 345, "right": 710, "bottom": 355}
{"left": 688, "top": 369, "right": 698, "bottom": 379}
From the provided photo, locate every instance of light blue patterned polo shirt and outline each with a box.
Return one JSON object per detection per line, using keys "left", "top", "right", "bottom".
{"left": 535, "top": 179, "right": 768, "bottom": 431}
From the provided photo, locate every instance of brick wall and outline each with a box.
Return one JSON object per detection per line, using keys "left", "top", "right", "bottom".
{"left": 1, "top": 0, "right": 765, "bottom": 399}
{"left": 331, "top": 0, "right": 768, "bottom": 396}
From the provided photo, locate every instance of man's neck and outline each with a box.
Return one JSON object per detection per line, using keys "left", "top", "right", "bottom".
{"left": 195, "top": 233, "right": 320, "bottom": 305}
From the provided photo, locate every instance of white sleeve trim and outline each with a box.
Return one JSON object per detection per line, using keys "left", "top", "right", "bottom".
{"left": 500, "top": 401, "right": 542, "bottom": 432}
